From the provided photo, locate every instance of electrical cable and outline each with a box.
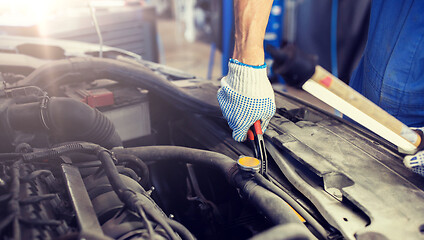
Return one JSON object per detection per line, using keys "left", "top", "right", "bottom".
{"left": 135, "top": 193, "right": 179, "bottom": 240}
{"left": 21, "top": 142, "right": 180, "bottom": 240}
{"left": 19, "top": 194, "right": 56, "bottom": 205}
{"left": 136, "top": 205, "right": 155, "bottom": 240}
{"left": 97, "top": 149, "right": 177, "bottom": 240}
{"left": 166, "top": 218, "right": 197, "bottom": 240}
{"left": 21, "top": 170, "right": 53, "bottom": 182}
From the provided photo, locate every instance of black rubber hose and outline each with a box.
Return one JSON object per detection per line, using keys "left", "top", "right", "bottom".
{"left": 116, "top": 166, "right": 139, "bottom": 182}
{"left": 97, "top": 150, "right": 138, "bottom": 205}
{"left": 237, "top": 177, "right": 304, "bottom": 225}
{"left": 255, "top": 173, "right": 329, "bottom": 238}
{"left": 112, "top": 146, "right": 312, "bottom": 236}
{"left": 6, "top": 97, "right": 122, "bottom": 149}
{"left": 0, "top": 153, "right": 24, "bottom": 160}
{"left": 115, "top": 154, "right": 150, "bottom": 188}
{"left": 18, "top": 57, "right": 221, "bottom": 117}
{"left": 73, "top": 161, "right": 102, "bottom": 168}
{"left": 112, "top": 146, "right": 237, "bottom": 183}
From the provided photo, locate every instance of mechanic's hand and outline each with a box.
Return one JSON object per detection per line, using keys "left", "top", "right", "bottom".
{"left": 404, "top": 127, "right": 424, "bottom": 177}
{"left": 217, "top": 59, "right": 276, "bottom": 142}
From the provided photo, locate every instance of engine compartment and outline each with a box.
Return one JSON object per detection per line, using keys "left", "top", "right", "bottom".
{"left": 1, "top": 37, "right": 424, "bottom": 240}
{"left": 0, "top": 56, "right": 318, "bottom": 240}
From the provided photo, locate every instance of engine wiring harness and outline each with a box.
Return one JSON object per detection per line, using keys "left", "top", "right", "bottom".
{"left": 0, "top": 141, "right": 320, "bottom": 240}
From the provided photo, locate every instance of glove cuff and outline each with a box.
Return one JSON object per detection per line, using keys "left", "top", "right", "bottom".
{"left": 222, "top": 59, "right": 274, "bottom": 99}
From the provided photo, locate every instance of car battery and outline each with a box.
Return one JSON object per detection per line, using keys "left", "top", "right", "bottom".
{"left": 66, "top": 84, "right": 151, "bottom": 144}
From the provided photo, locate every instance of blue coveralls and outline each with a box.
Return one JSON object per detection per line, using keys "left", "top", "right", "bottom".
{"left": 349, "top": 0, "right": 424, "bottom": 127}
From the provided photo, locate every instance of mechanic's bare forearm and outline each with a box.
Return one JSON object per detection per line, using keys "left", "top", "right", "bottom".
{"left": 233, "top": 0, "right": 273, "bottom": 66}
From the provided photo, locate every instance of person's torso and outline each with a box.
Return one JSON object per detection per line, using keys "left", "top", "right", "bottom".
{"left": 350, "top": 0, "right": 424, "bottom": 127}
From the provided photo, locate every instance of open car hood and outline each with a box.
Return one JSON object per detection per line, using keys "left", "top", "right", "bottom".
{"left": 0, "top": 36, "right": 423, "bottom": 240}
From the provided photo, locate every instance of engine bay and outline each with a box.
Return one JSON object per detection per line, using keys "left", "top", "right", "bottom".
{"left": 0, "top": 37, "right": 423, "bottom": 240}
{"left": 0, "top": 53, "right": 316, "bottom": 240}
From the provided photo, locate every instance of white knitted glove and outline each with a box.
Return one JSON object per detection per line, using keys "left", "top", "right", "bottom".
{"left": 404, "top": 152, "right": 424, "bottom": 177}
{"left": 217, "top": 59, "right": 276, "bottom": 142}
{"left": 404, "top": 128, "right": 424, "bottom": 177}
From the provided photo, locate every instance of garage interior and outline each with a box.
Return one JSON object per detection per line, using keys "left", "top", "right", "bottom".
{"left": 0, "top": 1, "right": 422, "bottom": 240}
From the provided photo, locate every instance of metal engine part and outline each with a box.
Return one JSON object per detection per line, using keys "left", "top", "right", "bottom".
{"left": 0, "top": 143, "right": 191, "bottom": 240}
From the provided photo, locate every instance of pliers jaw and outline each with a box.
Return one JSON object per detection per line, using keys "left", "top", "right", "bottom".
{"left": 256, "top": 134, "right": 267, "bottom": 175}
{"left": 247, "top": 121, "right": 268, "bottom": 175}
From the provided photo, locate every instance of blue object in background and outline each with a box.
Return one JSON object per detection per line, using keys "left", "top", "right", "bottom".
{"left": 221, "top": 0, "right": 233, "bottom": 76}
{"left": 264, "top": 1, "right": 284, "bottom": 84}
{"left": 330, "top": 0, "right": 339, "bottom": 78}
{"left": 330, "top": 0, "right": 342, "bottom": 117}
{"left": 264, "top": 1, "right": 284, "bottom": 61}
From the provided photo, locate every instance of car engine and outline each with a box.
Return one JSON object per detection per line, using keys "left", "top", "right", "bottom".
{"left": 0, "top": 51, "right": 319, "bottom": 240}
{"left": 1, "top": 37, "right": 424, "bottom": 240}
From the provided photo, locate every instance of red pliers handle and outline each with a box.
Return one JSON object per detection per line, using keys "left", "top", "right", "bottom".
{"left": 247, "top": 120, "right": 267, "bottom": 175}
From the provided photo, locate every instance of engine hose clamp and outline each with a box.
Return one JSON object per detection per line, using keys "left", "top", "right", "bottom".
{"left": 96, "top": 148, "right": 118, "bottom": 163}
{"left": 40, "top": 95, "right": 51, "bottom": 131}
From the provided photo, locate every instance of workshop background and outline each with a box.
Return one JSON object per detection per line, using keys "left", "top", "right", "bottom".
{"left": 2, "top": 1, "right": 424, "bottom": 240}
{"left": 0, "top": 0, "right": 371, "bottom": 114}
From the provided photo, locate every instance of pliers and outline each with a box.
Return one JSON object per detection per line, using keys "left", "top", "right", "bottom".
{"left": 247, "top": 120, "right": 267, "bottom": 175}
